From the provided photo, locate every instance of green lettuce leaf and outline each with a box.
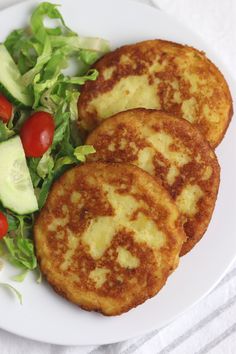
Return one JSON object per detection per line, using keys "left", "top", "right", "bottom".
{"left": 37, "top": 150, "right": 54, "bottom": 179}
{"left": 22, "top": 2, "right": 69, "bottom": 86}
{"left": 57, "top": 123, "right": 74, "bottom": 156}
{"left": 52, "top": 117, "right": 70, "bottom": 148}
{"left": 7, "top": 214, "right": 19, "bottom": 232}
{"left": 4, "top": 29, "right": 38, "bottom": 74}
{"left": 74, "top": 145, "right": 96, "bottom": 162}
{"left": 0, "top": 204, "right": 19, "bottom": 232}
{"left": 50, "top": 35, "right": 110, "bottom": 53}
{"left": 32, "top": 72, "right": 59, "bottom": 108}
{"left": 4, "top": 235, "right": 37, "bottom": 270}
{"left": 38, "top": 175, "right": 54, "bottom": 210}
{"left": 27, "top": 158, "right": 41, "bottom": 188}
{"left": 22, "top": 36, "right": 52, "bottom": 87}
{"left": 0, "top": 121, "right": 15, "bottom": 142}
{"left": 12, "top": 269, "right": 29, "bottom": 282}
{"left": 80, "top": 49, "right": 102, "bottom": 65}
{"left": 62, "top": 69, "right": 98, "bottom": 85}
{"left": 3, "top": 213, "right": 37, "bottom": 273}
{"left": 0, "top": 241, "right": 5, "bottom": 256}
{"left": 54, "top": 156, "right": 75, "bottom": 170}
{"left": 30, "top": 2, "right": 66, "bottom": 44}
{"left": 0, "top": 1, "right": 110, "bottom": 287}
{"left": 35, "top": 267, "right": 42, "bottom": 284}
{"left": 0, "top": 283, "right": 22, "bottom": 304}
{"left": 67, "top": 91, "right": 80, "bottom": 121}
{"left": 42, "top": 50, "right": 68, "bottom": 81}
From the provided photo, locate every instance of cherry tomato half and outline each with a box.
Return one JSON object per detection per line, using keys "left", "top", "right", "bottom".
{"left": 0, "top": 94, "right": 13, "bottom": 123}
{"left": 20, "top": 111, "right": 55, "bottom": 157}
{"left": 0, "top": 212, "right": 8, "bottom": 239}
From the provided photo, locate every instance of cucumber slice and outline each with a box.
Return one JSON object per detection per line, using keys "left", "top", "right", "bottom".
{"left": 0, "top": 44, "right": 33, "bottom": 107}
{"left": 0, "top": 136, "right": 38, "bottom": 214}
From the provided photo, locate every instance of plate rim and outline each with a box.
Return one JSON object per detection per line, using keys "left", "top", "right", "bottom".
{"left": 0, "top": 0, "right": 235, "bottom": 346}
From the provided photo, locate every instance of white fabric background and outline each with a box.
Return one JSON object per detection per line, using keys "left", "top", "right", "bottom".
{"left": 151, "top": 0, "right": 236, "bottom": 79}
{"left": 0, "top": 0, "right": 236, "bottom": 353}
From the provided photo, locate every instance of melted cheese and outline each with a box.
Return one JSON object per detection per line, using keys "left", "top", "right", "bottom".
{"left": 117, "top": 247, "right": 140, "bottom": 269}
{"left": 82, "top": 184, "right": 166, "bottom": 260}
{"left": 138, "top": 147, "right": 155, "bottom": 174}
{"left": 176, "top": 184, "right": 204, "bottom": 216}
{"left": 60, "top": 229, "right": 78, "bottom": 271}
{"left": 147, "top": 131, "right": 190, "bottom": 167}
{"left": 166, "top": 165, "right": 179, "bottom": 185}
{"left": 202, "top": 166, "right": 212, "bottom": 181}
{"left": 90, "top": 76, "right": 160, "bottom": 119}
{"left": 89, "top": 268, "right": 110, "bottom": 288}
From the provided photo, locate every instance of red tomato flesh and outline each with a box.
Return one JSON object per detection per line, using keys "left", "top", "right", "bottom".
{"left": 0, "top": 94, "right": 13, "bottom": 123}
{"left": 0, "top": 212, "right": 8, "bottom": 239}
{"left": 20, "top": 111, "right": 55, "bottom": 157}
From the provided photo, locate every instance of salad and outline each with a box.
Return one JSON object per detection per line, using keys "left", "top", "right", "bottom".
{"left": 0, "top": 1, "right": 109, "bottom": 301}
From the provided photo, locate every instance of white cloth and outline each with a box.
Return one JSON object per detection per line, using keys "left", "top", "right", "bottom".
{"left": 151, "top": 0, "right": 236, "bottom": 79}
{"left": 1, "top": 0, "right": 236, "bottom": 353}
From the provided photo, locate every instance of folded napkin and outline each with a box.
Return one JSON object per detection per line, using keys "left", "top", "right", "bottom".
{"left": 1, "top": 1, "right": 236, "bottom": 354}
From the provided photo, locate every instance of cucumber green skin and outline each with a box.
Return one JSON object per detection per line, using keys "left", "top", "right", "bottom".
{"left": 0, "top": 200, "right": 38, "bottom": 215}
{"left": 0, "top": 136, "right": 38, "bottom": 215}
{"left": 0, "top": 44, "right": 33, "bottom": 108}
{"left": 0, "top": 83, "right": 32, "bottom": 108}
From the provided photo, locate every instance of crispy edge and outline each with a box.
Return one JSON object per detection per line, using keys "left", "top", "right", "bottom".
{"left": 34, "top": 162, "right": 185, "bottom": 315}
{"left": 78, "top": 39, "right": 233, "bottom": 147}
{"left": 86, "top": 109, "right": 221, "bottom": 255}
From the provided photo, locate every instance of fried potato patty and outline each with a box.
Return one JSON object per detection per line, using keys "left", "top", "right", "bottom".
{"left": 34, "top": 162, "right": 185, "bottom": 316}
{"left": 86, "top": 109, "right": 220, "bottom": 255}
{"left": 78, "top": 40, "right": 233, "bottom": 147}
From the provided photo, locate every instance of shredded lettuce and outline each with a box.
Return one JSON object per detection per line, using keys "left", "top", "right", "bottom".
{"left": 4, "top": 216, "right": 37, "bottom": 271}
{"left": 38, "top": 176, "right": 54, "bottom": 210}
{"left": 0, "top": 121, "right": 15, "bottom": 142}
{"left": 27, "top": 158, "right": 41, "bottom": 188}
{"left": 61, "top": 69, "right": 98, "bottom": 85}
{"left": 22, "top": 37, "right": 52, "bottom": 87}
{"left": 37, "top": 150, "right": 54, "bottom": 179}
{"left": 0, "top": 204, "right": 19, "bottom": 232}
{"left": 54, "top": 156, "right": 74, "bottom": 170}
{"left": 5, "top": 2, "right": 109, "bottom": 110}
{"left": 74, "top": 145, "right": 96, "bottom": 162}
{"left": 50, "top": 35, "right": 110, "bottom": 53}
{"left": 0, "top": 1, "right": 110, "bottom": 290}
{"left": 30, "top": 1, "right": 66, "bottom": 43}
{"left": 0, "top": 283, "right": 22, "bottom": 304}
{"left": 5, "top": 30, "right": 38, "bottom": 74}
{"left": 12, "top": 269, "right": 29, "bottom": 282}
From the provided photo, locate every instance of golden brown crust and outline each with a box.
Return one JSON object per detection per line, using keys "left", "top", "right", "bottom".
{"left": 78, "top": 39, "right": 233, "bottom": 148}
{"left": 34, "top": 162, "right": 185, "bottom": 315}
{"left": 86, "top": 109, "right": 220, "bottom": 255}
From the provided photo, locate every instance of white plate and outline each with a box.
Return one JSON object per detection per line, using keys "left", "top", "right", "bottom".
{"left": 0, "top": 0, "right": 236, "bottom": 346}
